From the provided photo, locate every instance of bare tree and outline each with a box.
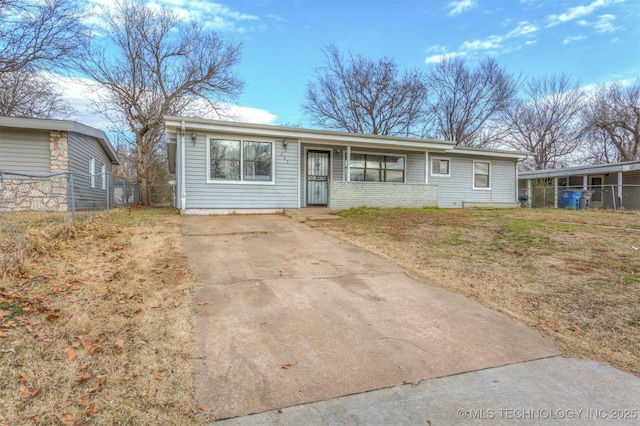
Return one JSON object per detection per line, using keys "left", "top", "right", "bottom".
{"left": 303, "top": 45, "right": 427, "bottom": 137}
{"left": 504, "top": 74, "right": 586, "bottom": 170}
{"left": 425, "top": 56, "right": 518, "bottom": 146}
{"left": 75, "top": 0, "right": 243, "bottom": 205}
{"left": 582, "top": 79, "right": 640, "bottom": 163}
{"left": 0, "top": 70, "right": 74, "bottom": 118}
{"left": 0, "top": 0, "right": 86, "bottom": 74}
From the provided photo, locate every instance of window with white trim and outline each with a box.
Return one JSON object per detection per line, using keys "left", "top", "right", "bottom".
{"left": 431, "top": 158, "right": 450, "bottom": 176}
{"left": 473, "top": 160, "right": 490, "bottom": 189}
{"left": 101, "top": 164, "right": 106, "bottom": 190}
{"left": 349, "top": 153, "right": 405, "bottom": 182}
{"left": 208, "top": 138, "right": 273, "bottom": 182}
{"left": 89, "top": 157, "right": 96, "bottom": 188}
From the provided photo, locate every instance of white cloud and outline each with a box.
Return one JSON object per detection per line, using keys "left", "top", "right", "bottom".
{"left": 461, "top": 36, "right": 503, "bottom": 51}
{"left": 507, "top": 21, "right": 538, "bottom": 37}
{"left": 547, "top": 0, "right": 623, "bottom": 26}
{"left": 447, "top": 0, "right": 477, "bottom": 16}
{"left": 563, "top": 35, "right": 587, "bottom": 44}
{"left": 50, "top": 74, "right": 276, "bottom": 131}
{"left": 85, "top": 0, "right": 259, "bottom": 33}
{"left": 593, "top": 14, "right": 619, "bottom": 32}
{"left": 425, "top": 52, "right": 464, "bottom": 64}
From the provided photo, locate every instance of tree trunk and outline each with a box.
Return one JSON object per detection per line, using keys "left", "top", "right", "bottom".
{"left": 136, "top": 134, "right": 149, "bottom": 206}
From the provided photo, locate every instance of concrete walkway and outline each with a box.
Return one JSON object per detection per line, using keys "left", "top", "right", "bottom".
{"left": 182, "top": 214, "right": 639, "bottom": 424}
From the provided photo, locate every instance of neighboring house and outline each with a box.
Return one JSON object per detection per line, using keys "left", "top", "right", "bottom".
{"left": 165, "top": 116, "right": 530, "bottom": 213}
{"left": 0, "top": 117, "right": 119, "bottom": 211}
{"left": 519, "top": 161, "right": 640, "bottom": 210}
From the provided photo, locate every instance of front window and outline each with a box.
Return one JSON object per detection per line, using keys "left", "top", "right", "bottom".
{"left": 431, "top": 158, "right": 450, "bottom": 176}
{"left": 243, "top": 141, "right": 272, "bottom": 181}
{"left": 209, "top": 139, "right": 273, "bottom": 182}
{"left": 349, "top": 153, "right": 405, "bottom": 182}
{"left": 473, "top": 161, "right": 490, "bottom": 189}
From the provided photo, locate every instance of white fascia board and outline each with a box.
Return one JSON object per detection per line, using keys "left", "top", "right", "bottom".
{"left": 446, "top": 148, "right": 531, "bottom": 160}
{"left": 163, "top": 116, "right": 454, "bottom": 152}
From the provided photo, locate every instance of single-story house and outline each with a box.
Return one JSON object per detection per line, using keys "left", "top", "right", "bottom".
{"left": 164, "top": 116, "right": 530, "bottom": 213}
{"left": 0, "top": 117, "right": 119, "bottom": 211}
{"left": 518, "top": 161, "right": 640, "bottom": 210}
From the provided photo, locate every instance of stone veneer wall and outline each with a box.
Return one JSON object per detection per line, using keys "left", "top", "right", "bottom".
{"left": 328, "top": 181, "right": 438, "bottom": 210}
{"left": 0, "top": 131, "right": 69, "bottom": 212}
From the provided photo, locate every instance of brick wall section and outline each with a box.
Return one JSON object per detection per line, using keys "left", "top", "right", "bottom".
{"left": 0, "top": 131, "right": 69, "bottom": 212}
{"left": 328, "top": 181, "right": 438, "bottom": 210}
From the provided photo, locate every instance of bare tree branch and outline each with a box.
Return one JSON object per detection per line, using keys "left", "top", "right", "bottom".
{"left": 582, "top": 79, "right": 640, "bottom": 163}
{"left": 504, "top": 74, "right": 586, "bottom": 170}
{"left": 0, "top": 0, "right": 86, "bottom": 74}
{"left": 0, "top": 70, "right": 74, "bottom": 118}
{"left": 425, "top": 56, "right": 518, "bottom": 147}
{"left": 74, "top": 0, "right": 243, "bottom": 205}
{"left": 303, "top": 45, "right": 427, "bottom": 137}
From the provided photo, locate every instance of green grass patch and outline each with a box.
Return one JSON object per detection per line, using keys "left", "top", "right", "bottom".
{"left": 0, "top": 299, "right": 24, "bottom": 320}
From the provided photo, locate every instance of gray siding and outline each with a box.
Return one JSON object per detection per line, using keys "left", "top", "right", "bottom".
{"left": 68, "top": 132, "right": 112, "bottom": 210}
{"left": 0, "top": 128, "right": 50, "bottom": 173}
{"left": 431, "top": 154, "right": 518, "bottom": 208}
{"left": 182, "top": 134, "right": 298, "bottom": 209}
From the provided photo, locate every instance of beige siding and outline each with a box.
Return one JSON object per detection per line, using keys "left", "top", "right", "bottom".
{"left": 0, "top": 128, "right": 50, "bottom": 173}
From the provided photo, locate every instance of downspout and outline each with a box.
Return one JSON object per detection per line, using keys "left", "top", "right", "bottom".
{"left": 181, "top": 120, "right": 187, "bottom": 210}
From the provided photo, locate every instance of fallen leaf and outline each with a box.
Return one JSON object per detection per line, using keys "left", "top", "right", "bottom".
{"left": 79, "top": 336, "right": 92, "bottom": 351}
{"left": 78, "top": 395, "right": 91, "bottom": 406}
{"left": 197, "top": 301, "right": 208, "bottom": 306}
{"left": 114, "top": 339, "right": 124, "bottom": 353}
{"left": 45, "top": 313, "right": 60, "bottom": 321}
{"left": 155, "top": 374, "right": 162, "bottom": 380}
{"left": 64, "top": 347, "right": 77, "bottom": 362}
{"left": 31, "top": 415, "right": 40, "bottom": 421}
{"left": 56, "top": 412, "right": 74, "bottom": 425}
{"left": 571, "top": 324, "right": 581, "bottom": 334}
{"left": 199, "top": 405, "right": 207, "bottom": 411}
{"left": 281, "top": 364, "right": 292, "bottom": 369}
{"left": 632, "top": 245, "right": 639, "bottom": 251}
{"left": 78, "top": 372, "right": 92, "bottom": 381}
{"left": 87, "top": 404, "right": 97, "bottom": 416}
{"left": 17, "top": 374, "right": 28, "bottom": 384}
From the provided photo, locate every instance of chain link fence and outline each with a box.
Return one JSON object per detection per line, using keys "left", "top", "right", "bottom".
{"left": 1, "top": 169, "right": 175, "bottom": 274}
{"left": 518, "top": 184, "right": 640, "bottom": 210}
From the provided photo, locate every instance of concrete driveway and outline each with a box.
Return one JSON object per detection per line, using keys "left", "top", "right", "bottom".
{"left": 183, "top": 214, "right": 560, "bottom": 420}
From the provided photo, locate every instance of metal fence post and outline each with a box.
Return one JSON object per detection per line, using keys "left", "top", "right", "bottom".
{"left": 106, "top": 172, "right": 110, "bottom": 211}
{"left": 69, "top": 173, "right": 76, "bottom": 224}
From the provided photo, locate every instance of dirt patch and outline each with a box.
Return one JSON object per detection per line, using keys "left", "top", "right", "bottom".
{"left": 309, "top": 207, "right": 640, "bottom": 376}
{"left": 0, "top": 208, "right": 211, "bottom": 425}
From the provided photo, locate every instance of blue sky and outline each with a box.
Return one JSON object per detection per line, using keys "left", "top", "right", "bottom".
{"left": 67, "top": 0, "right": 640, "bottom": 129}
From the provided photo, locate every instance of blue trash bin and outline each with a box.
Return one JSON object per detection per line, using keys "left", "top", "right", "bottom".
{"left": 560, "top": 190, "right": 583, "bottom": 209}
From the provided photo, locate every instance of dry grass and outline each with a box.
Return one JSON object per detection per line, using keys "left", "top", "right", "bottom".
{"left": 0, "top": 208, "right": 212, "bottom": 425}
{"left": 308, "top": 207, "right": 640, "bottom": 377}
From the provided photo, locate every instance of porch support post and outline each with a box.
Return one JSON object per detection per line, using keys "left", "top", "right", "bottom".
{"left": 583, "top": 175, "right": 588, "bottom": 190}
{"left": 618, "top": 171, "right": 623, "bottom": 209}
{"left": 526, "top": 179, "right": 532, "bottom": 208}
{"left": 346, "top": 145, "right": 351, "bottom": 181}
{"left": 425, "top": 152, "right": 429, "bottom": 183}
{"left": 554, "top": 177, "right": 558, "bottom": 208}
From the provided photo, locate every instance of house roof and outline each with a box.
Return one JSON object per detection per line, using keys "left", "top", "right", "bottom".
{"left": 164, "top": 116, "right": 531, "bottom": 159}
{"left": 519, "top": 161, "right": 640, "bottom": 179}
{"left": 0, "top": 116, "right": 120, "bottom": 165}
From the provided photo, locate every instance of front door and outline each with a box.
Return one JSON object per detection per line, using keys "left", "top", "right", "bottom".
{"left": 588, "top": 175, "right": 605, "bottom": 208}
{"left": 307, "top": 150, "right": 330, "bottom": 206}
